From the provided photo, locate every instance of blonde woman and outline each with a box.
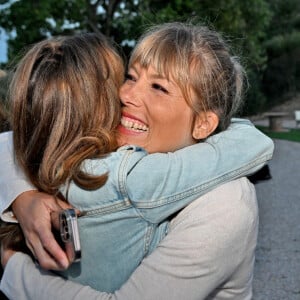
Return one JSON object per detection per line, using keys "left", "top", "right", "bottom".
{"left": 1, "top": 23, "right": 273, "bottom": 299}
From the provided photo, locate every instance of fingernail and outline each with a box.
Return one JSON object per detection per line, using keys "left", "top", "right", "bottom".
{"left": 61, "top": 258, "right": 69, "bottom": 269}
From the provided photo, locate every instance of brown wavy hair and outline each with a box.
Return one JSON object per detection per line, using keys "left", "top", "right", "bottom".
{"left": 11, "top": 32, "right": 124, "bottom": 195}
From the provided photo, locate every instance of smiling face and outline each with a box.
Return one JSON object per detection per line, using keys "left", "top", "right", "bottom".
{"left": 117, "top": 63, "right": 197, "bottom": 153}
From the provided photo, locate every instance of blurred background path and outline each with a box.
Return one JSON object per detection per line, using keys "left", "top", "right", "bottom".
{"left": 252, "top": 139, "right": 300, "bottom": 299}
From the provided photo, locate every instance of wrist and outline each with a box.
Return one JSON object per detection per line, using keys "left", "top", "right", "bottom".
{"left": 11, "top": 190, "right": 38, "bottom": 215}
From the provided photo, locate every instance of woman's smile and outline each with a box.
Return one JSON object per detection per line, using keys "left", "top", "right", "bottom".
{"left": 119, "top": 113, "right": 149, "bottom": 133}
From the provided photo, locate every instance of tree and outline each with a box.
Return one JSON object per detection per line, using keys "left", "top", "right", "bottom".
{"left": 0, "top": 71, "right": 11, "bottom": 131}
{"left": 262, "top": 0, "right": 300, "bottom": 108}
{"left": 0, "top": 0, "right": 134, "bottom": 61}
{"left": 0, "top": 0, "right": 275, "bottom": 115}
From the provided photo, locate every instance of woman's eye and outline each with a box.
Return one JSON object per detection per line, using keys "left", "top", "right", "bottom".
{"left": 125, "top": 73, "right": 135, "bottom": 82}
{"left": 152, "top": 83, "right": 168, "bottom": 93}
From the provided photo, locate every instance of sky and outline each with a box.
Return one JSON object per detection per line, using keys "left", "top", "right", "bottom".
{"left": 0, "top": 29, "right": 8, "bottom": 63}
{"left": 0, "top": 1, "right": 19, "bottom": 63}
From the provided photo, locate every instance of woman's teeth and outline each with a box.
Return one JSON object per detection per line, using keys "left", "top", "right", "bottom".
{"left": 121, "top": 117, "right": 148, "bottom": 132}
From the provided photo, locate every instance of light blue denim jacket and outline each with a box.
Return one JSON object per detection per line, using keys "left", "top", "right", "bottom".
{"left": 0, "top": 119, "right": 274, "bottom": 292}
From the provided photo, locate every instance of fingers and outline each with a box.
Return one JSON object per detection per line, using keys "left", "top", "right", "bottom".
{"left": 22, "top": 218, "right": 70, "bottom": 270}
{"left": 11, "top": 191, "right": 71, "bottom": 270}
{"left": 28, "top": 231, "right": 69, "bottom": 270}
{"left": 50, "top": 211, "right": 60, "bottom": 231}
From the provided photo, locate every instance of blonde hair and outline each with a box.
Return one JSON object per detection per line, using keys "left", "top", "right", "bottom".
{"left": 11, "top": 33, "right": 124, "bottom": 195}
{"left": 130, "top": 22, "right": 245, "bottom": 132}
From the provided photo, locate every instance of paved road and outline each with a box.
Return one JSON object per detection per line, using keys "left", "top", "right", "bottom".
{"left": 252, "top": 139, "right": 300, "bottom": 299}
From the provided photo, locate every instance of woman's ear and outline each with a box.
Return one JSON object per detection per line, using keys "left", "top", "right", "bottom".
{"left": 192, "top": 111, "right": 219, "bottom": 140}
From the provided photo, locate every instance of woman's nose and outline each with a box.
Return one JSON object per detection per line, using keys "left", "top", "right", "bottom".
{"left": 119, "top": 82, "right": 142, "bottom": 107}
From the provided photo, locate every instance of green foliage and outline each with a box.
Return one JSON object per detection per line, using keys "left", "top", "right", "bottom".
{"left": 1, "top": 1, "right": 70, "bottom": 60}
{"left": 257, "top": 126, "right": 300, "bottom": 143}
{"left": 262, "top": 0, "right": 300, "bottom": 109}
{"left": 266, "top": 0, "right": 300, "bottom": 35}
{"left": 0, "top": 0, "right": 299, "bottom": 116}
{"left": 0, "top": 0, "right": 127, "bottom": 62}
{"left": 0, "top": 72, "right": 10, "bottom": 105}
{"left": 0, "top": 73, "right": 11, "bottom": 132}
{"left": 266, "top": 32, "right": 300, "bottom": 57}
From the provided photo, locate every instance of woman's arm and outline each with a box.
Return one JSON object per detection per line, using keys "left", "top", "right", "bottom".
{"left": 125, "top": 118, "right": 272, "bottom": 222}
{"left": 1, "top": 178, "right": 257, "bottom": 300}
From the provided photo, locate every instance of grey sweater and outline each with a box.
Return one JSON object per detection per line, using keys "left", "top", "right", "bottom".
{"left": 1, "top": 177, "right": 257, "bottom": 300}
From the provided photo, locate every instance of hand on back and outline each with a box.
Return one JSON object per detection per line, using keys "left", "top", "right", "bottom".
{"left": 12, "top": 191, "right": 72, "bottom": 270}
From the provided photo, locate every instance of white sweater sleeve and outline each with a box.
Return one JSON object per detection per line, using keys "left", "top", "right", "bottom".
{"left": 1, "top": 178, "right": 258, "bottom": 300}
{"left": 0, "top": 132, "right": 35, "bottom": 213}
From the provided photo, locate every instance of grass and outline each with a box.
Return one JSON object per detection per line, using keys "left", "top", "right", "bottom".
{"left": 256, "top": 126, "right": 300, "bottom": 143}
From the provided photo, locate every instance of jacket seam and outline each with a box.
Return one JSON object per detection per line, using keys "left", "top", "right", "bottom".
{"left": 133, "top": 154, "right": 272, "bottom": 209}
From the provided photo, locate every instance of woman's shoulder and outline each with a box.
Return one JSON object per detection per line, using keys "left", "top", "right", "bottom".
{"left": 170, "top": 177, "right": 257, "bottom": 232}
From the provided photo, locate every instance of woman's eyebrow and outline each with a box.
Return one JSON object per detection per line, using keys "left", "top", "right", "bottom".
{"left": 149, "top": 72, "right": 169, "bottom": 81}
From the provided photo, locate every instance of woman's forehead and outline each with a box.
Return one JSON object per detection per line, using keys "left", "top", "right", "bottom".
{"left": 130, "top": 54, "right": 181, "bottom": 81}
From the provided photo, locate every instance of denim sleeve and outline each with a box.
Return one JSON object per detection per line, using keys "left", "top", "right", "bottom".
{"left": 125, "top": 118, "right": 274, "bottom": 223}
{"left": 0, "top": 131, "right": 35, "bottom": 213}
